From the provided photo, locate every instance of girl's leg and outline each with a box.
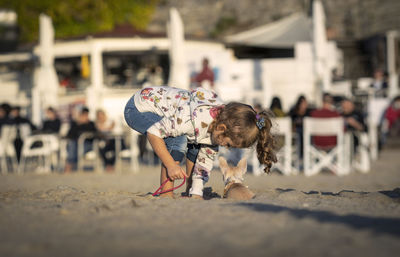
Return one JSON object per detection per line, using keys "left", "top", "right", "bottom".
{"left": 160, "top": 136, "right": 187, "bottom": 198}
{"left": 185, "top": 159, "right": 195, "bottom": 195}
{"left": 160, "top": 163, "right": 174, "bottom": 198}
{"left": 185, "top": 144, "right": 200, "bottom": 196}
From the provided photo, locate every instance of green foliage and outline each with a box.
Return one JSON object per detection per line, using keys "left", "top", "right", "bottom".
{"left": 209, "top": 16, "right": 237, "bottom": 39}
{"left": 0, "top": 0, "right": 158, "bottom": 42}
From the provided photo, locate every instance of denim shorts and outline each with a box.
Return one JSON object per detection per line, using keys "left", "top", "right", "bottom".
{"left": 124, "top": 96, "right": 199, "bottom": 162}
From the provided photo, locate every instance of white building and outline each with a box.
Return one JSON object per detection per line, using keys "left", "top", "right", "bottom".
{"left": 1, "top": 2, "right": 398, "bottom": 127}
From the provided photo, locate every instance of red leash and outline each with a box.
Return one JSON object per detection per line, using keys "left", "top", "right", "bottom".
{"left": 152, "top": 177, "right": 186, "bottom": 196}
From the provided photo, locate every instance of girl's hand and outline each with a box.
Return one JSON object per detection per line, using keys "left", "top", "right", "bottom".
{"left": 166, "top": 162, "right": 187, "bottom": 181}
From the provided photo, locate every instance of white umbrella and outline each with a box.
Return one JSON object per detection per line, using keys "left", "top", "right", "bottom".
{"left": 167, "top": 8, "right": 189, "bottom": 89}
{"left": 32, "top": 14, "right": 59, "bottom": 126}
{"left": 312, "top": 0, "right": 331, "bottom": 100}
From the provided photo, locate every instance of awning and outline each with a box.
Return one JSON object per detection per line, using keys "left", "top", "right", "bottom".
{"left": 225, "top": 13, "right": 311, "bottom": 48}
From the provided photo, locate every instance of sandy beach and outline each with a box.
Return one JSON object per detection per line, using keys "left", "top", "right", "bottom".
{"left": 1, "top": 140, "right": 400, "bottom": 257}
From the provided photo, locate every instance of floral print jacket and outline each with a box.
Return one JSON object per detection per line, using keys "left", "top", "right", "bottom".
{"left": 133, "top": 86, "right": 224, "bottom": 179}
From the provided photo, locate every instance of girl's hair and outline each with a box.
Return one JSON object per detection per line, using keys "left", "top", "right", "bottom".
{"left": 213, "top": 102, "right": 277, "bottom": 173}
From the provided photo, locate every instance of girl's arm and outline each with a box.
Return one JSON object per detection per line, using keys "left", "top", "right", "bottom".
{"left": 147, "top": 133, "right": 187, "bottom": 180}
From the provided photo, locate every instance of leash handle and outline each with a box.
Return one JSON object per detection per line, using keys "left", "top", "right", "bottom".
{"left": 152, "top": 177, "right": 186, "bottom": 196}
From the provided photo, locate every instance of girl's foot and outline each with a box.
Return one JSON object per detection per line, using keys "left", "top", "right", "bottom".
{"left": 105, "top": 165, "right": 114, "bottom": 173}
{"left": 64, "top": 164, "right": 72, "bottom": 174}
{"left": 191, "top": 194, "right": 204, "bottom": 200}
{"left": 159, "top": 192, "right": 174, "bottom": 198}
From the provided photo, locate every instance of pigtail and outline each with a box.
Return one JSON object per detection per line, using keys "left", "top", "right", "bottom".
{"left": 256, "top": 110, "right": 277, "bottom": 173}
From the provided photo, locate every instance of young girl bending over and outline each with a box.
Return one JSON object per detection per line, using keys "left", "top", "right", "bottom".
{"left": 124, "top": 86, "right": 276, "bottom": 198}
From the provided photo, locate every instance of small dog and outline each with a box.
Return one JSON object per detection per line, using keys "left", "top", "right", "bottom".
{"left": 219, "top": 156, "right": 255, "bottom": 200}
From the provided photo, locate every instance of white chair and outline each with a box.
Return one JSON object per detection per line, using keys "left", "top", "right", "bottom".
{"left": 116, "top": 130, "right": 140, "bottom": 173}
{"left": 77, "top": 132, "right": 101, "bottom": 172}
{"left": 345, "top": 132, "right": 370, "bottom": 173}
{"left": 367, "top": 98, "right": 390, "bottom": 160}
{"left": 0, "top": 125, "right": 18, "bottom": 174}
{"left": 18, "top": 134, "right": 59, "bottom": 174}
{"left": 271, "top": 117, "right": 294, "bottom": 175}
{"left": 357, "top": 77, "right": 374, "bottom": 90}
{"left": 330, "top": 80, "right": 352, "bottom": 98}
{"left": 303, "top": 117, "right": 349, "bottom": 176}
{"left": 58, "top": 123, "right": 70, "bottom": 172}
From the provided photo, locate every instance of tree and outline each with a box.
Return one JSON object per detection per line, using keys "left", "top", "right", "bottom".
{"left": 0, "top": 0, "right": 158, "bottom": 42}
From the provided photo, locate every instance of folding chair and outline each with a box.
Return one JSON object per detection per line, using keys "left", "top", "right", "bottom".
{"left": 345, "top": 132, "right": 370, "bottom": 173}
{"left": 303, "top": 117, "right": 349, "bottom": 176}
{"left": 270, "top": 117, "right": 294, "bottom": 175}
{"left": 18, "top": 134, "right": 59, "bottom": 174}
{"left": 0, "top": 125, "right": 18, "bottom": 174}
{"left": 367, "top": 98, "right": 390, "bottom": 160}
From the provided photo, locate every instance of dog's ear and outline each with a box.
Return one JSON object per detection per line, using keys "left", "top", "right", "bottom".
{"left": 237, "top": 158, "right": 247, "bottom": 175}
{"left": 218, "top": 156, "right": 229, "bottom": 175}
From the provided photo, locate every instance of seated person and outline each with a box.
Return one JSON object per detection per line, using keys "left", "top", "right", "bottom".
{"left": 370, "top": 69, "right": 388, "bottom": 98}
{"left": 341, "top": 98, "right": 366, "bottom": 132}
{"left": 41, "top": 107, "right": 61, "bottom": 134}
{"left": 310, "top": 93, "right": 340, "bottom": 149}
{"left": 64, "top": 107, "right": 97, "bottom": 173}
{"left": 95, "top": 109, "right": 117, "bottom": 172}
{"left": 0, "top": 103, "right": 12, "bottom": 134}
{"left": 383, "top": 95, "right": 400, "bottom": 137}
{"left": 9, "top": 106, "right": 37, "bottom": 162}
{"left": 269, "top": 96, "right": 285, "bottom": 117}
{"left": 340, "top": 98, "right": 366, "bottom": 152}
{"left": 289, "top": 95, "right": 313, "bottom": 161}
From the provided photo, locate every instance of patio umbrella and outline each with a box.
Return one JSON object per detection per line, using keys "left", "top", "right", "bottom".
{"left": 312, "top": 0, "right": 331, "bottom": 99}
{"left": 32, "top": 14, "right": 59, "bottom": 126}
{"left": 167, "top": 8, "right": 189, "bottom": 90}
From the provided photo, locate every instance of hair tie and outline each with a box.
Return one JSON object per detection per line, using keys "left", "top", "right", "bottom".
{"left": 256, "top": 114, "right": 265, "bottom": 130}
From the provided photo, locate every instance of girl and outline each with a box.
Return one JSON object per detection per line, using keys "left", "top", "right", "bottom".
{"left": 124, "top": 86, "right": 276, "bottom": 198}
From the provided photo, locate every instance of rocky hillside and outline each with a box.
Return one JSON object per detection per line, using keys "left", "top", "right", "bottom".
{"left": 148, "top": 0, "right": 400, "bottom": 41}
{"left": 147, "top": 0, "right": 400, "bottom": 78}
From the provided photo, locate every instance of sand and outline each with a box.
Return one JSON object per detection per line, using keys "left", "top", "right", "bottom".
{"left": 1, "top": 141, "right": 400, "bottom": 257}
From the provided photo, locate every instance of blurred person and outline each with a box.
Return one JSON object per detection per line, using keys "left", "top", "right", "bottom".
{"left": 95, "top": 109, "right": 115, "bottom": 133}
{"left": 64, "top": 107, "right": 98, "bottom": 173}
{"left": 41, "top": 107, "right": 61, "bottom": 134}
{"left": 383, "top": 95, "right": 400, "bottom": 137}
{"left": 191, "top": 58, "right": 215, "bottom": 89}
{"left": 289, "top": 95, "right": 312, "bottom": 162}
{"left": 340, "top": 98, "right": 366, "bottom": 153}
{"left": 340, "top": 98, "right": 365, "bottom": 132}
{"left": 269, "top": 96, "right": 285, "bottom": 117}
{"left": 9, "top": 106, "right": 36, "bottom": 130}
{"left": 96, "top": 109, "right": 117, "bottom": 172}
{"left": 9, "top": 106, "right": 37, "bottom": 162}
{"left": 0, "top": 103, "right": 12, "bottom": 133}
{"left": 370, "top": 69, "right": 388, "bottom": 98}
{"left": 310, "top": 93, "right": 341, "bottom": 149}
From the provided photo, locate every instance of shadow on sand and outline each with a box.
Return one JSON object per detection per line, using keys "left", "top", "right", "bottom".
{"left": 237, "top": 202, "right": 400, "bottom": 237}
